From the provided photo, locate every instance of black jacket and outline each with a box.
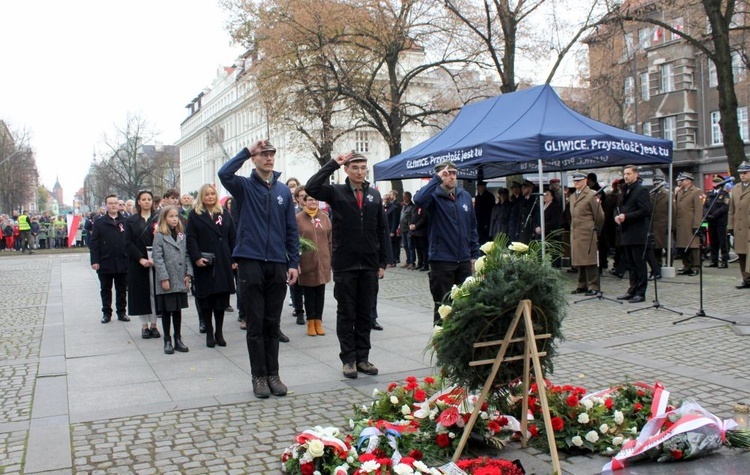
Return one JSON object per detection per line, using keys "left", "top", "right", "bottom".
{"left": 186, "top": 209, "right": 236, "bottom": 298}
{"left": 89, "top": 213, "right": 128, "bottom": 274}
{"left": 410, "top": 205, "right": 429, "bottom": 238}
{"left": 619, "top": 180, "right": 651, "bottom": 246}
{"left": 306, "top": 159, "right": 388, "bottom": 272}
{"left": 704, "top": 188, "right": 729, "bottom": 226}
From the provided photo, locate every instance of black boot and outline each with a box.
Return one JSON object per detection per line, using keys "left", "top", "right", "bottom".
{"left": 203, "top": 313, "right": 215, "bottom": 348}
{"left": 719, "top": 261, "right": 728, "bottom": 269}
{"left": 164, "top": 337, "right": 174, "bottom": 354}
{"left": 173, "top": 336, "right": 189, "bottom": 352}
{"left": 214, "top": 312, "right": 226, "bottom": 346}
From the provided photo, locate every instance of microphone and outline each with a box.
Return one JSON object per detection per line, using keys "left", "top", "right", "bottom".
{"left": 650, "top": 182, "right": 665, "bottom": 194}
{"left": 715, "top": 176, "right": 735, "bottom": 187}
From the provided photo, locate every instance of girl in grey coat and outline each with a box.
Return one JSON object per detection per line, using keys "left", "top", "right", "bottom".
{"left": 152, "top": 206, "right": 193, "bottom": 354}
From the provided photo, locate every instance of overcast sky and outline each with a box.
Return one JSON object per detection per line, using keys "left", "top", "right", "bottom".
{"left": 0, "top": 0, "right": 245, "bottom": 204}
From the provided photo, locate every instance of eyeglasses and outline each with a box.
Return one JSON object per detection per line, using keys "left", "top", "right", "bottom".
{"left": 349, "top": 166, "right": 368, "bottom": 172}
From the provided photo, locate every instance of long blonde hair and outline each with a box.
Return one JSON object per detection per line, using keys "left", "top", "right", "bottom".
{"left": 156, "top": 206, "right": 183, "bottom": 235}
{"left": 193, "top": 184, "right": 223, "bottom": 215}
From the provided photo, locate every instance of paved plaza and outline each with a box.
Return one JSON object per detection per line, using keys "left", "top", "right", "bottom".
{"left": 0, "top": 252, "right": 749, "bottom": 474}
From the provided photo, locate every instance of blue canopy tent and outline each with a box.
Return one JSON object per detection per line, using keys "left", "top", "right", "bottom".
{"left": 374, "top": 84, "right": 674, "bottom": 258}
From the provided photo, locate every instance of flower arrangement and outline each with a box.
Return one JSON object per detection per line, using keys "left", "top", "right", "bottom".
{"left": 432, "top": 235, "right": 567, "bottom": 408}
{"left": 455, "top": 457, "right": 525, "bottom": 475}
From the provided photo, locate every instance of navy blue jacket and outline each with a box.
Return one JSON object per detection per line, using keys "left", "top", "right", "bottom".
{"left": 305, "top": 159, "right": 388, "bottom": 272}
{"left": 218, "top": 147, "right": 299, "bottom": 269}
{"left": 413, "top": 175, "right": 479, "bottom": 263}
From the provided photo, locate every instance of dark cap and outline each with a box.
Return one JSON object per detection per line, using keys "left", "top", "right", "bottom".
{"left": 653, "top": 175, "right": 665, "bottom": 184}
{"left": 587, "top": 172, "right": 598, "bottom": 181}
{"left": 713, "top": 175, "right": 725, "bottom": 184}
{"left": 434, "top": 160, "right": 457, "bottom": 173}
{"left": 549, "top": 178, "right": 561, "bottom": 184}
{"left": 677, "top": 171, "right": 694, "bottom": 181}
{"left": 478, "top": 181, "right": 487, "bottom": 186}
{"left": 572, "top": 171, "right": 586, "bottom": 181}
{"left": 344, "top": 152, "right": 367, "bottom": 165}
{"left": 521, "top": 179, "right": 535, "bottom": 187}
{"left": 261, "top": 140, "right": 277, "bottom": 153}
{"left": 509, "top": 181, "right": 521, "bottom": 189}
{"left": 739, "top": 161, "right": 750, "bottom": 173}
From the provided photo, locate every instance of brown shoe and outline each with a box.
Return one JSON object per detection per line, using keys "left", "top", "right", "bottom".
{"left": 306, "top": 320, "right": 317, "bottom": 336}
{"left": 356, "top": 361, "right": 379, "bottom": 375}
{"left": 343, "top": 362, "right": 357, "bottom": 379}
{"left": 314, "top": 319, "right": 325, "bottom": 335}
{"left": 400, "top": 263, "right": 409, "bottom": 268}
{"left": 239, "top": 320, "right": 247, "bottom": 330}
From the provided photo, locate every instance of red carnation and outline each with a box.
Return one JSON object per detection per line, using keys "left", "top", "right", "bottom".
{"left": 551, "top": 416, "right": 564, "bottom": 432}
{"left": 405, "top": 376, "right": 417, "bottom": 384}
{"left": 300, "top": 462, "right": 315, "bottom": 475}
{"left": 462, "top": 413, "right": 471, "bottom": 424}
{"left": 671, "top": 449, "right": 683, "bottom": 460}
{"left": 424, "top": 376, "right": 435, "bottom": 384}
{"left": 400, "top": 456, "right": 415, "bottom": 466}
{"left": 359, "top": 453, "right": 376, "bottom": 462}
{"left": 566, "top": 395, "right": 579, "bottom": 407}
{"left": 436, "top": 433, "right": 452, "bottom": 448}
{"left": 530, "top": 382, "right": 539, "bottom": 393}
{"left": 405, "top": 381, "right": 418, "bottom": 391}
{"left": 497, "top": 416, "right": 509, "bottom": 427}
{"left": 487, "top": 421, "right": 501, "bottom": 433}
{"left": 528, "top": 424, "right": 539, "bottom": 437}
{"left": 481, "top": 401, "right": 488, "bottom": 411}
{"left": 408, "top": 449, "right": 423, "bottom": 460}
{"left": 637, "top": 390, "right": 646, "bottom": 397}
{"left": 388, "top": 383, "right": 398, "bottom": 391}
{"left": 634, "top": 402, "right": 644, "bottom": 413}
{"left": 604, "top": 399, "right": 614, "bottom": 410}
{"left": 414, "top": 389, "right": 427, "bottom": 402}
{"left": 377, "top": 457, "right": 392, "bottom": 467}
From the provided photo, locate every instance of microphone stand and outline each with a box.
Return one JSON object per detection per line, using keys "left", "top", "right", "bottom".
{"left": 575, "top": 188, "right": 621, "bottom": 305}
{"left": 628, "top": 188, "right": 682, "bottom": 315}
{"left": 521, "top": 194, "right": 540, "bottom": 242}
{"left": 673, "top": 186, "right": 736, "bottom": 325}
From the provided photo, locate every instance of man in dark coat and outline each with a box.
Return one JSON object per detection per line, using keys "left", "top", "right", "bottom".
{"left": 474, "top": 181, "right": 495, "bottom": 244}
{"left": 704, "top": 175, "right": 730, "bottom": 268}
{"left": 384, "top": 191, "right": 401, "bottom": 266}
{"left": 516, "top": 180, "right": 539, "bottom": 244}
{"left": 89, "top": 194, "right": 129, "bottom": 323}
{"left": 306, "top": 151, "right": 388, "bottom": 379}
{"left": 615, "top": 166, "right": 651, "bottom": 303}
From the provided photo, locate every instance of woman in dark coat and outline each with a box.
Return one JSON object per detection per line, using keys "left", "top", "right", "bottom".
{"left": 186, "top": 184, "right": 236, "bottom": 347}
{"left": 125, "top": 190, "right": 160, "bottom": 339}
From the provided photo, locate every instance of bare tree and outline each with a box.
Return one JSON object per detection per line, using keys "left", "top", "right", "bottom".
{"left": 0, "top": 123, "right": 38, "bottom": 214}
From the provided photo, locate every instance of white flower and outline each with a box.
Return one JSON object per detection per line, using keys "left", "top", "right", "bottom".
{"left": 614, "top": 410, "right": 624, "bottom": 425}
{"left": 390, "top": 396, "right": 399, "bottom": 405}
{"left": 508, "top": 241, "right": 529, "bottom": 252}
{"left": 599, "top": 423, "right": 609, "bottom": 434}
{"left": 479, "top": 411, "right": 489, "bottom": 420}
{"left": 373, "top": 388, "right": 380, "bottom": 397}
{"left": 349, "top": 418, "right": 355, "bottom": 429}
{"left": 582, "top": 399, "right": 594, "bottom": 410}
{"left": 314, "top": 471, "right": 321, "bottom": 475}
{"left": 347, "top": 456, "right": 355, "bottom": 463}
{"left": 612, "top": 436, "right": 624, "bottom": 446}
{"left": 393, "top": 463, "right": 415, "bottom": 475}
{"left": 474, "top": 255, "right": 486, "bottom": 274}
{"left": 571, "top": 435, "right": 584, "bottom": 447}
{"left": 361, "top": 460, "right": 380, "bottom": 472}
{"left": 591, "top": 397, "right": 605, "bottom": 405}
{"left": 585, "top": 430, "right": 599, "bottom": 443}
{"left": 307, "top": 439, "right": 325, "bottom": 458}
{"left": 462, "top": 276, "right": 476, "bottom": 287}
{"left": 577, "top": 413, "right": 590, "bottom": 424}
{"left": 449, "top": 432, "right": 456, "bottom": 438}
{"left": 401, "top": 404, "right": 411, "bottom": 416}
{"left": 437, "top": 305, "right": 452, "bottom": 319}
{"left": 605, "top": 447, "right": 615, "bottom": 454}
{"left": 479, "top": 241, "right": 495, "bottom": 254}
{"left": 631, "top": 427, "right": 638, "bottom": 435}
{"left": 429, "top": 408, "right": 439, "bottom": 420}
{"left": 413, "top": 460, "right": 430, "bottom": 473}
{"left": 432, "top": 325, "right": 443, "bottom": 337}
{"left": 450, "top": 284, "right": 461, "bottom": 299}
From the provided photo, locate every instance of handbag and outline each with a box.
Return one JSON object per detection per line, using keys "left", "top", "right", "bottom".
{"left": 201, "top": 252, "right": 215, "bottom": 265}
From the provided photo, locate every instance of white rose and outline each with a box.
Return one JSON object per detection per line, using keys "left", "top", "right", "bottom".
{"left": 479, "top": 241, "right": 495, "bottom": 254}
{"left": 450, "top": 284, "right": 461, "bottom": 299}
{"left": 462, "top": 276, "right": 476, "bottom": 287}
{"left": 582, "top": 399, "right": 594, "bottom": 410}
{"left": 480, "top": 411, "right": 489, "bottom": 420}
{"left": 390, "top": 396, "right": 399, "bottom": 405}
{"left": 401, "top": 404, "right": 411, "bottom": 415}
{"left": 605, "top": 447, "right": 615, "bottom": 455}
{"left": 413, "top": 460, "right": 430, "bottom": 473}
{"left": 449, "top": 432, "right": 456, "bottom": 438}
{"left": 347, "top": 456, "right": 354, "bottom": 463}
{"left": 393, "top": 463, "right": 415, "bottom": 475}
{"left": 612, "top": 436, "right": 624, "bottom": 446}
{"left": 585, "top": 430, "right": 599, "bottom": 443}
{"left": 432, "top": 325, "right": 443, "bottom": 337}
{"left": 373, "top": 388, "right": 379, "bottom": 397}
{"left": 599, "top": 423, "right": 609, "bottom": 434}
{"left": 349, "top": 418, "right": 355, "bottom": 429}
{"left": 631, "top": 427, "right": 638, "bottom": 435}
{"left": 314, "top": 471, "right": 321, "bottom": 475}
{"left": 614, "top": 410, "right": 624, "bottom": 425}
{"left": 307, "top": 439, "right": 325, "bottom": 458}
{"left": 474, "top": 255, "right": 486, "bottom": 274}
{"left": 577, "top": 413, "right": 590, "bottom": 424}
{"left": 508, "top": 241, "right": 529, "bottom": 252}
{"left": 592, "top": 397, "right": 605, "bottom": 405}
{"left": 437, "top": 305, "right": 452, "bottom": 319}
{"left": 571, "top": 435, "right": 584, "bottom": 447}
{"left": 361, "top": 460, "right": 381, "bottom": 472}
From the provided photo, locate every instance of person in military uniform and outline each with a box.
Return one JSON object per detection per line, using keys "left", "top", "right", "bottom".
{"left": 673, "top": 172, "right": 704, "bottom": 276}
{"left": 704, "top": 175, "right": 730, "bottom": 268}
{"left": 728, "top": 161, "right": 750, "bottom": 288}
{"left": 516, "top": 179, "right": 539, "bottom": 244}
{"left": 569, "top": 171, "right": 604, "bottom": 296}
{"left": 647, "top": 174, "right": 669, "bottom": 280}
{"left": 615, "top": 165, "right": 651, "bottom": 303}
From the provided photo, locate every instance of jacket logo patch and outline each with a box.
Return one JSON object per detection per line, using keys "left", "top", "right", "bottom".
{"left": 463, "top": 204, "right": 469, "bottom": 212}
{"left": 367, "top": 194, "right": 374, "bottom": 203}
{"left": 277, "top": 196, "right": 284, "bottom": 205}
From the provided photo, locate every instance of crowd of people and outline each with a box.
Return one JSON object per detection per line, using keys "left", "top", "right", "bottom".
{"left": 80, "top": 137, "right": 750, "bottom": 400}
{"left": 1, "top": 211, "right": 76, "bottom": 252}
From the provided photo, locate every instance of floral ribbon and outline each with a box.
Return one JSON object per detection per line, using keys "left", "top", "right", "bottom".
{"left": 357, "top": 426, "right": 402, "bottom": 464}
{"left": 602, "top": 401, "right": 738, "bottom": 472}
{"left": 296, "top": 429, "right": 348, "bottom": 457}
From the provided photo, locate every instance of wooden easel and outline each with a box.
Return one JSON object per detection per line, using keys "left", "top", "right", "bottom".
{"left": 451, "top": 299, "right": 561, "bottom": 475}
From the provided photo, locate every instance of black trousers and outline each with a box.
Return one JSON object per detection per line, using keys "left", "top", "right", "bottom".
{"left": 413, "top": 235, "right": 428, "bottom": 269}
{"left": 624, "top": 245, "right": 648, "bottom": 297}
{"left": 429, "top": 260, "right": 472, "bottom": 324}
{"left": 238, "top": 259, "right": 287, "bottom": 377}
{"left": 98, "top": 272, "right": 127, "bottom": 316}
{"left": 291, "top": 282, "right": 304, "bottom": 314}
{"left": 333, "top": 269, "right": 377, "bottom": 365}
{"left": 302, "top": 284, "right": 325, "bottom": 320}
{"left": 708, "top": 224, "right": 728, "bottom": 263}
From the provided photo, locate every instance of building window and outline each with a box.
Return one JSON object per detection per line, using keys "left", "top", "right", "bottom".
{"left": 661, "top": 116, "right": 677, "bottom": 142}
{"left": 640, "top": 72, "right": 650, "bottom": 100}
{"left": 638, "top": 27, "right": 651, "bottom": 49}
{"left": 708, "top": 60, "right": 718, "bottom": 87}
{"left": 732, "top": 51, "right": 747, "bottom": 82}
{"left": 624, "top": 76, "right": 635, "bottom": 104}
{"left": 661, "top": 63, "right": 675, "bottom": 93}
{"left": 624, "top": 32, "right": 635, "bottom": 57}
{"left": 355, "top": 131, "right": 369, "bottom": 153}
{"left": 740, "top": 107, "right": 749, "bottom": 142}
{"left": 710, "top": 111, "right": 722, "bottom": 145}
{"left": 627, "top": 124, "right": 636, "bottom": 132}
{"left": 642, "top": 121, "right": 652, "bottom": 136}
{"left": 669, "top": 18, "right": 684, "bottom": 41}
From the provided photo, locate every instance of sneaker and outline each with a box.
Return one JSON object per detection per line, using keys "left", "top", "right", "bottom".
{"left": 356, "top": 361, "right": 379, "bottom": 376}
{"left": 252, "top": 376, "right": 271, "bottom": 399}
{"left": 267, "top": 374, "right": 288, "bottom": 396}
{"left": 343, "top": 362, "right": 358, "bottom": 379}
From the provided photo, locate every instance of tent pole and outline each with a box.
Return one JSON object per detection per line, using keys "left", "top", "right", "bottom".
{"left": 538, "top": 159, "right": 546, "bottom": 259}
{"left": 667, "top": 163, "right": 674, "bottom": 269}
